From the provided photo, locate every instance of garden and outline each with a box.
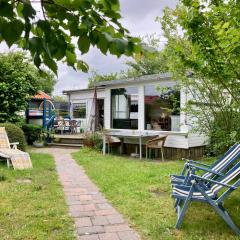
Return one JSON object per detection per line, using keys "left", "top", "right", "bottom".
{"left": 72, "top": 148, "right": 240, "bottom": 240}
{"left": 0, "top": 0, "right": 240, "bottom": 239}
{"left": 0, "top": 152, "right": 75, "bottom": 240}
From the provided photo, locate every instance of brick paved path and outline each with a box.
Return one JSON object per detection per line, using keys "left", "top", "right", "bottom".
{"left": 35, "top": 148, "right": 140, "bottom": 240}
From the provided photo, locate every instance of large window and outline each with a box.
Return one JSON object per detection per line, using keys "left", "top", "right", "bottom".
{"left": 73, "top": 103, "right": 86, "bottom": 118}
{"left": 111, "top": 87, "right": 138, "bottom": 129}
{"left": 144, "top": 85, "right": 180, "bottom": 131}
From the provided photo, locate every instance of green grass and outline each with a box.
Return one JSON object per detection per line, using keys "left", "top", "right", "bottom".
{"left": 0, "top": 153, "right": 75, "bottom": 240}
{"left": 73, "top": 148, "right": 240, "bottom": 240}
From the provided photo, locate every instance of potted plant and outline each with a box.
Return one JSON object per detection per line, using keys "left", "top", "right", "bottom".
{"left": 83, "top": 132, "right": 95, "bottom": 148}
{"left": 33, "top": 129, "right": 46, "bottom": 147}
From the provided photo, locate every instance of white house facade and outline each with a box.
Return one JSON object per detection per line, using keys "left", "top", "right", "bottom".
{"left": 63, "top": 73, "right": 207, "bottom": 158}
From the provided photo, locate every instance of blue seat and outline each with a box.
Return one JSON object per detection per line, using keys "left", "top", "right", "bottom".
{"left": 171, "top": 143, "right": 240, "bottom": 185}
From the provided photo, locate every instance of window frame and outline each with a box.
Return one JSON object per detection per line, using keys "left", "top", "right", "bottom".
{"left": 110, "top": 87, "right": 139, "bottom": 130}
{"left": 72, "top": 102, "right": 87, "bottom": 119}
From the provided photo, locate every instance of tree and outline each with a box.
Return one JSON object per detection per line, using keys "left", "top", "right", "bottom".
{"left": 125, "top": 35, "right": 169, "bottom": 76}
{"left": 0, "top": 0, "right": 142, "bottom": 74}
{"left": 36, "top": 70, "right": 56, "bottom": 95}
{"left": 88, "top": 70, "right": 119, "bottom": 87}
{"left": 0, "top": 51, "right": 52, "bottom": 122}
{"left": 88, "top": 35, "right": 168, "bottom": 87}
{"left": 159, "top": 1, "right": 240, "bottom": 154}
{"left": 52, "top": 95, "right": 68, "bottom": 102}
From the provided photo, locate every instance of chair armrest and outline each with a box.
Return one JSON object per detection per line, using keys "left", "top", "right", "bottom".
{"left": 10, "top": 142, "right": 19, "bottom": 149}
{"left": 147, "top": 136, "right": 166, "bottom": 144}
{"left": 188, "top": 163, "right": 224, "bottom": 177}
{"left": 187, "top": 159, "right": 211, "bottom": 168}
{"left": 190, "top": 174, "right": 237, "bottom": 190}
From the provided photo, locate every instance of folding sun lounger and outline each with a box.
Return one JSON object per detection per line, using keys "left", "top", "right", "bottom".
{"left": 172, "top": 160, "right": 240, "bottom": 235}
{"left": 171, "top": 143, "right": 240, "bottom": 185}
{"left": 0, "top": 127, "right": 32, "bottom": 170}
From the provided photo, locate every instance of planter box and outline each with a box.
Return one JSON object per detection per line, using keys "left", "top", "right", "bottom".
{"left": 33, "top": 141, "right": 45, "bottom": 148}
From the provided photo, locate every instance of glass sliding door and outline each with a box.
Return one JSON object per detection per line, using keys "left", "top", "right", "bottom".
{"left": 144, "top": 85, "right": 180, "bottom": 131}
{"left": 111, "top": 87, "right": 138, "bottom": 129}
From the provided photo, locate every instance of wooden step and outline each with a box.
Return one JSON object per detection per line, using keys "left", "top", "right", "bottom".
{"left": 47, "top": 143, "right": 83, "bottom": 148}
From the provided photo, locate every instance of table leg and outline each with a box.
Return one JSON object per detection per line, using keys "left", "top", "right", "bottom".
{"left": 120, "top": 138, "right": 123, "bottom": 155}
{"left": 103, "top": 135, "right": 106, "bottom": 155}
{"left": 139, "top": 136, "right": 142, "bottom": 160}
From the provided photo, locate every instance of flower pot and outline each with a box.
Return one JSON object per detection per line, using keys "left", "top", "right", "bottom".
{"left": 33, "top": 141, "right": 45, "bottom": 148}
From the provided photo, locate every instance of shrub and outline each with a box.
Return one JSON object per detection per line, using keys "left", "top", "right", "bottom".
{"left": 0, "top": 123, "right": 27, "bottom": 151}
{"left": 83, "top": 132, "right": 103, "bottom": 151}
{"left": 207, "top": 111, "right": 240, "bottom": 156}
{"left": 22, "top": 124, "right": 42, "bottom": 144}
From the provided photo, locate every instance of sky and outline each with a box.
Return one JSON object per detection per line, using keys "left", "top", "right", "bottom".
{"left": 0, "top": 0, "right": 176, "bottom": 95}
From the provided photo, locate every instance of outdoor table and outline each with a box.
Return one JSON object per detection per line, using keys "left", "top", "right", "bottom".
{"left": 102, "top": 130, "right": 160, "bottom": 160}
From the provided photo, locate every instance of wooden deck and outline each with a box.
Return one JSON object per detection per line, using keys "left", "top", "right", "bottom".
{"left": 50, "top": 134, "right": 85, "bottom": 148}
{"left": 54, "top": 134, "right": 86, "bottom": 139}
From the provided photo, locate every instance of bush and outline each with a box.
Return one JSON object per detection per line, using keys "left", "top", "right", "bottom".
{"left": 22, "top": 124, "right": 42, "bottom": 144}
{"left": 207, "top": 111, "right": 240, "bottom": 156}
{"left": 83, "top": 132, "right": 103, "bottom": 151}
{"left": 0, "top": 123, "right": 27, "bottom": 151}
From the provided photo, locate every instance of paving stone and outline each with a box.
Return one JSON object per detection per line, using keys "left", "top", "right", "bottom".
{"left": 70, "top": 205, "right": 84, "bottom": 212}
{"left": 79, "top": 195, "right": 93, "bottom": 201}
{"left": 77, "top": 226, "right": 105, "bottom": 236}
{"left": 98, "top": 233, "right": 120, "bottom": 240}
{"left": 75, "top": 217, "right": 92, "bottom": 227}
{"left": 95, "top": 209, "right": 118, "bottom": 216}
{"left": 96, "top": 203, "right": 112, "bottom": 210}
{"left": 33, "top": 148, "right": 140, "bottom": 240}
{"left": 106, "top": 215, "right": 125, "bottom": 225}
{"left": 83, "top": 204, "right": 97, "bottom": 211}
{"left": 104, "top": 224, "right": 131, "bottom": 233}
{"left": 117, "top": 231, "right": 140, "bottom": 240}
{"left": 91, "top": 216, "right": 109, "bottom": 226}
{"left": 78, "top": 234, "right": 99, "bottom": 240}
{"left": 72, "top": 211, "right": 95, "bottom": 218}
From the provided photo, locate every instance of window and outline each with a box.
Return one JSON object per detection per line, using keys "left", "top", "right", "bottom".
{"left": 111, "top": 87, "right": 138, "bottom": 129}
{"left": 73, "top": 103, "right": 86, "bottom": 118}
{"left": 144, "top": 85, "right": 180, "bottom": 131}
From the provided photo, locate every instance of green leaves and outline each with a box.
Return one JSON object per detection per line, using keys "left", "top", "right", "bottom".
{"left": 0, "top": 1, "right": 141, "bottom": 74}
{"left": 66, "top": 50, "right": 76, "bottom": 67}
{"left": 0, "top": 1, "right": 13, "bottom": 18}
{"left": 78, "top": 35, "right": 90, "bottom": 54}
{"left": 43, "top": 55, "right": 58, "bottom": 75}
{"left": 0, "top": 19, "right": 24, "bottom": 47}
{"left": 77, "top": 60, "right": 89, "bottom": 73}
{"left": 22, "top": 2, "right": 36, "bottom": 19}
{"left": 97, "top": 34, "right": 109, "bottom": 55}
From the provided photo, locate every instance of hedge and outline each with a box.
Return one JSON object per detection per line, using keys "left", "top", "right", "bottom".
{"left": 0, "top": 123, "right": 27, "bottom": 151}
{"left": 22, "top": 124, "right": 42, "bottom": 145}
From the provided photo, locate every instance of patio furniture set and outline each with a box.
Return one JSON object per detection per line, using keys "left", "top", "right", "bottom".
{"left": 103, "top": 130, "right": 167, "bottom": 160}
{"left": 53, "top": 118, "right": 81, "bottom": 134}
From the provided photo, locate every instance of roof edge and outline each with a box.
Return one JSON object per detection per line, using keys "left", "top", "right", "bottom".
{"left": 93, "top": 72, "right": 172, "bottom": 87}
{"left": 62, "top": 86, "right": 105, "bottom": 94}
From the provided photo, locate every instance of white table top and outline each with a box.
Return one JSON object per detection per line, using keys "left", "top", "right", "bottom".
{"left": 104, "top": 131, "right": 160, "bottom": 138}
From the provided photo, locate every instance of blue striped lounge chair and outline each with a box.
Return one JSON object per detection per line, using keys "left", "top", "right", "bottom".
{"left": 171, "top": 143, "right": 240, "bottom": 185}
{"left": 172, "top": 161, "right": 240, "bottom": 235}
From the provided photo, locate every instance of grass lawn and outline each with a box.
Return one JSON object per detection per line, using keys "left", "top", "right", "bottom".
{"left": 0, "top": 152, "right": 75, "bottom": 240}
{"left": 73, "top": 148, "right": 240, "bottom": 240}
